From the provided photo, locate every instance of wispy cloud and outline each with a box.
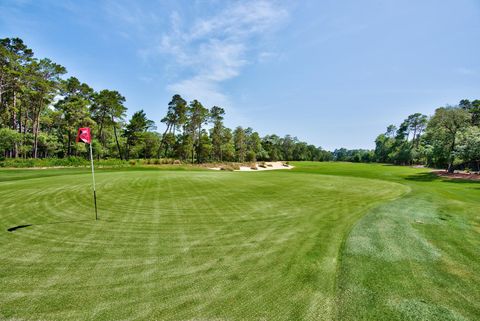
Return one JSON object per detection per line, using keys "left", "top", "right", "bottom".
{"left": 157, "top": 1, "right": 288, "bottom": 108}
{"left": 102, "top": 0, "right": 163, "bottom": 39}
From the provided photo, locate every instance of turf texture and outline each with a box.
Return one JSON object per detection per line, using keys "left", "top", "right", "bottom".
{"left": 0, "top": 163, "right": 479, "bottom": 320}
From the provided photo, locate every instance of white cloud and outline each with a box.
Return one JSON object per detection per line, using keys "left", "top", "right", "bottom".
{"left": 188, "top": 1, "right": 288, "bottom": 40}
{"left": 167, "top": 76, "right": 230, "bottom": 108}
{"left": 158, "top": 0, "right": 288, "bottom": 109}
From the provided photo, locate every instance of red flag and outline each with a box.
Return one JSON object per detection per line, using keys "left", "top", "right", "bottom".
{"left": 76, "top": 127, "right": 92, "bottom": 144}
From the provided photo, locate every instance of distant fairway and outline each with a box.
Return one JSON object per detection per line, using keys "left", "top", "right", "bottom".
{"left": 1, "top": 163, "right": 479, "bottom": 320}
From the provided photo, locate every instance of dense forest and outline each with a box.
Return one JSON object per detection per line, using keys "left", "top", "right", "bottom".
{"left": 1, "top": 37, "right": 479, "bottom": 171}
{"left": 371, "top": 102, "right": 480, "bottom": 172}
{"left": 0, "top": 37, "right": 332, "bottom": 163}
{"left": 335, "top": 102, "right": 480, "bottom": 172}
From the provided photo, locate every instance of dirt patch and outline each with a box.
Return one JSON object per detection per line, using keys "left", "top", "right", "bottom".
{"left": 433, "top": 170, "right": 480, "bottom": 181}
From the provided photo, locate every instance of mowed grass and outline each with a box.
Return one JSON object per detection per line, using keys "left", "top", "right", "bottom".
{"left": 0, "top": 163, "right": 479, "bottom": 320}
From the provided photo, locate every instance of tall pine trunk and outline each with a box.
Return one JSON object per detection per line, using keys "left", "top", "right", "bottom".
{"left": 67, "top": 130, "right": 72, "bottom": 156}
{"left": 33, "top": 106, "right": 40, "bottom": 158}
{"left": 196, "top": 125, "right": 201, "bottom": 164}
{"left": 112, "top": 117, "right": 123, "bottom": 160}
{"left": 157, "top": 123, "right": 171, "bottom": 158}
{"left": 447, "top": 138, "right": 456, "bottom": 173}
{"left": 12, "top": 91, "right": 18, "bottom": 158}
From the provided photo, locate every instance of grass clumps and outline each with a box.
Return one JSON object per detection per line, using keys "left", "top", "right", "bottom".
{"left": 219, "top": 164, "right": 240, "bottom": 171}
{"left": 0, "top": 157, "right": 128, "bottom": 168}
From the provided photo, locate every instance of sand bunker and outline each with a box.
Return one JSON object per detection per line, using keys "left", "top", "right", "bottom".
{"left": 210, "top": 161, "right": 294, "bottom": 172}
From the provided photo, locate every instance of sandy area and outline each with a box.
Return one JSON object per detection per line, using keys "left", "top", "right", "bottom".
{"left": 433, "top": 170, "right": 480, "bottom": 181}
{"left": 238, "top": 161, "right": 294, "bottom": 171}
{"left": 210, "top": 161, "right": 294, "bottom": 172}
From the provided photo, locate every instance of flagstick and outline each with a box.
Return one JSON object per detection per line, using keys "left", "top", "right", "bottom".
{"left": 89, "top": 142, "right": 98, "bottom": 220}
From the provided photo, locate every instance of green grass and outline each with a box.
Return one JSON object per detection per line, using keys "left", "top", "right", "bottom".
{"left": 0, "top": 162, "right": 479, "bottom": 320}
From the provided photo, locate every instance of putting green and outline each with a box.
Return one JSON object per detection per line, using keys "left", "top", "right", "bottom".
{"left": 0, "top": 163, "right": 479, "bottom": 320}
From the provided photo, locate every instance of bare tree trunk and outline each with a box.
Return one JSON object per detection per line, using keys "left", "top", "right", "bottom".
{"left": 197, "top": 125, "right": 201, "bottom": 164}
{"left": 157, "top": 123, "right": 171, "bottom": 158}
{"left": 22, "top": 109, "right": 28, "bottom": 158}
{"left": 33, "top": 107, "right": 40, "bottom": 158}
{"left": 124, "top": 141, "right": 129, "bottom": 161}
{"left": 112, "top": 117, "right": 123, "bottom": 160}
{"left": 12, "top": 91, "right": 19, "bottom": 158}
{"left": 67, "top": 130, "right": 72, "bottom": 156}
{"left": 447, "top": 139, "right": 456, "bottom": 173}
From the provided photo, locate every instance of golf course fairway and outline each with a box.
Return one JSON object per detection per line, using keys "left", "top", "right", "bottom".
{"left": 0, "top": 162, "right": 479, "bottom": 320}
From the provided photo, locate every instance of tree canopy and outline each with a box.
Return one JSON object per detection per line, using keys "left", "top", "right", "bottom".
{"left": 0, "top": 37, "right": 331, "bottom": 163}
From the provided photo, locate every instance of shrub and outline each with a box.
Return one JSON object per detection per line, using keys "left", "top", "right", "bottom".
{"left": 0, "top": 157, "right": 129, "bottom": 168}
{"left": 129, "top": 160, "right": 137, "bottom": 166}
{"left": 173, "top": 159, "right": 181, "bottom": 165}
{"left": 0, "top": 157, "right": 89, "bottom": 168}
{"left": 246, "top": 151, "right": 256, "bottom": 162}
{"left": 220, "top": 164, "right": 240, "bottom": 171}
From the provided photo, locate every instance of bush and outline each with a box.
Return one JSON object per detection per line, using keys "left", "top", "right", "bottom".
{"left": 220, "top": 164, "right": 240, "bottom": 171}
{"left": 0, "top": 157, "right": 89, "bottom": 168}
{"left": 246, "top": 151, "right": 256, "bottom": 162}
{"left": 129, "top": 160, "right": 137, "bottom": 166}
{"left": 0, "top": 157, "right": 128, "bottom": 168}
{"left": 173, "top": 159, "right": 181, "bottom": 165}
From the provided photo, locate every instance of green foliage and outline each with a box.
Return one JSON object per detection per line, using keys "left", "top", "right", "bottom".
{"left": 333, "top": 148, "right": 374, "bottom": 163}
{"left": 0, "top": 157, "right": 128, "bottom": 168}
{"left": 425, "top": 106, "right": 470, "bottom": 171}
{"left": 456, "top": 126, "right": 480, "bottom": 170}
{"left": 374, "top": 102, "right": 479, "bottom": 171}
{"left": 246, "top": 150, "right": 256, "bottom": 162}
{"left": 1, "top": 37, "right": 332, "bottom": 165}
{"left": 4, "top": 37, "right": 479, "bottom": 172}
{"left": 0, "top": 128, "right": 21, "bottom": 157}
{"left": 123, "top": 109, "right": 155, "bottom": 159}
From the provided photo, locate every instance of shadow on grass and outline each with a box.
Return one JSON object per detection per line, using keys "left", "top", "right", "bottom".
{"left": 7, "top": 219, "right": 93, "bottom": 232}
{"left": 7, "top": 224, "right": 32, "bottom": 232}
{"left": 404, "top": 172, "right": 440, "bottom": 182}
{"left": 405, "top": 172, "right": 480, "bottom": 188}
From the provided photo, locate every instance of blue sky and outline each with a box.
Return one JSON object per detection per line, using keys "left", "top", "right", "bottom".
{"left": 1, "top": 0, "right": 479, "bottom": 150}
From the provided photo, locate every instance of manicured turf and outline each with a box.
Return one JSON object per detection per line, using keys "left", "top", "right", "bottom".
{"left": 0, "top": 163, "right": 479, "bottom": 320}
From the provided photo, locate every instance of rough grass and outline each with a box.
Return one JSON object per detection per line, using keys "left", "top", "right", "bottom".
{"left": 0, "top": 162, "right": 479, "bottom": 320}
{"left": 293, "top": 162, "right": 480, "bottom": 321}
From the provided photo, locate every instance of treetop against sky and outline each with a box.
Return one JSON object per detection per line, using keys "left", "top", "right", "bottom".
{"left": 1, "top": 0, "right": 479, "bottom": 149}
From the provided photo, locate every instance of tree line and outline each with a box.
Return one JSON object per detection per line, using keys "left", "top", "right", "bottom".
{"left": 333, "top": 101, "right": 480, "bottom": 172}
{"left": 373, "top": 101, "right": 480, "bottom": 172}
{"left": 0, "top": 37, "right": 332, "bottom": 163}
{"left": 2, "top": 37, "right": 478, "bottom": 171}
